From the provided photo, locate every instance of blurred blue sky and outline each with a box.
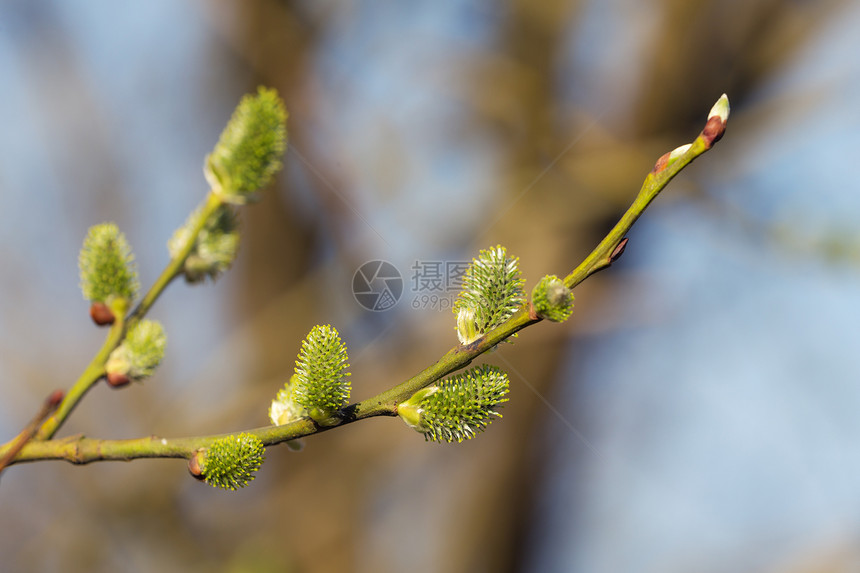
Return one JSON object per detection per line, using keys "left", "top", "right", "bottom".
{"left": 1, "top": 2, "right": 859, "bottom": 572}
{"left": 530, "top": 3, "right": 860, "bottom": 571}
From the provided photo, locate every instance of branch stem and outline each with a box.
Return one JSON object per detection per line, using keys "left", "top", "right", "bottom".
{"left": 130, "top": 192, "right": 223, "bottom": 322}
{"left": 33, "top": 310, "right": 127, "bottom": 440}
{"left": 564, "top": 131, "right": 719, "bottom": 290}
{"left": 1, "top": 95, "right": 729, "bottom": 467}
{"left": 1, "top": 192, "right": 224, "bottom": 447}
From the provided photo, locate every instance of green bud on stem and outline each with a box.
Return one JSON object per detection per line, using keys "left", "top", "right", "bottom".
{"left": 289, "top": 325, "right": 351, "bottom": 425}
{"left": 78, "top": 223, "right": 139, "bottom": 324}
{"left": 168, "top": 204, "right": 240, "bottom": 283}
{"left": 453, "top": 245, "right": 524, "bottom": 344}
{"left": 398, "top": 365, "right": 510, "bottom": 443}
{"left": 192, "top": 433, "right": 265, "bottom": 491}
{"left": 105, "top": 319, "right": 167, "bottom": 387}
{"left": 530, "top": 275, "right": 574, "bottom": 322}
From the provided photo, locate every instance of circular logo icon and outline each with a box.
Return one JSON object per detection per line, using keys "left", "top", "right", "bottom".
{"left": 352, "top": 260, "right": 403, "bottom": 311}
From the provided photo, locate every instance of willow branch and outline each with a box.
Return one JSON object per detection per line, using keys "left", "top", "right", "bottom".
{"left": 33, "top": 308, "right": 128, "bottom": 440}
{"left": 20, "top": 193, "right": 224, "bottom": 443}
{"left": 0, "top": 390, "right": 63, "bottom": 472}
{"left": 2, "top": 95, "right": 729, "bottom": 466}
{"left": 129, "top": 192, "right": 223, "bottom": 322}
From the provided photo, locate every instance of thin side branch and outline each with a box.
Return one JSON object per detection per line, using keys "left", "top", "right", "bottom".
{"left": 0, "top": 391, "right": 64, "bottom": 471}
{"left": 30, "top": 193, "right": 224, "bottom": 442}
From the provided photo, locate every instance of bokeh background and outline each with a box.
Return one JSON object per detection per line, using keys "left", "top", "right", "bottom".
{"left": 2, "top": 1, "right": 859, "bottom": 572}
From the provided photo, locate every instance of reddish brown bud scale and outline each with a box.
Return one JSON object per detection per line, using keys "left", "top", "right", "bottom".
{"left": 651, "top": 151, "right": 671, "bottom": 174}
{"left": 106, "top": 372, "right": 131, "bottom": 388}
{"left": 701, "top": 115, "right": 727, "bottom": 148}
{"left": 609, "top": 237, "right": 629, "bottom": 263}
{"left": 89, "top": 302, "right": 115, "bottom": 326}
{"left": 527, "top": 301, "right": 541, "bottom": 321}
{"left": 188, "top": 451, "right": 205, "bottom": 480}
{"left": 47, "top": 389, "right": 64, "bottom": 408}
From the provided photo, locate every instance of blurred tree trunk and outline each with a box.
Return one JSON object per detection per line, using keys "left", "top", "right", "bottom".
{"left": 200, "top": 1, "right": 847, "bottom": 571}
{"left": 204, "top": 2, "right": 362, "bottom": 571}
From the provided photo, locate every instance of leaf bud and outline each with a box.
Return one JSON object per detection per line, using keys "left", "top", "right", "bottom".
{"left": 530, "top": 275, "right": 574, "bottom": 322}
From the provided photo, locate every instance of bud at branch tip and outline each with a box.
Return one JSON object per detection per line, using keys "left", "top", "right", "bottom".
{"left": 205, "top": 86, "right": 288, "bottom": 204}
{"left": 709, "top": 94, "right": 730, "bottom": 123}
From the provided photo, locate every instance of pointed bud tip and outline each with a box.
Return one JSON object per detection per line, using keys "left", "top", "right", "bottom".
{"left": 702, "top": 94, "right": 729, "bottom": 146}
{"left": 708, "top": 94, "right": 730, "bottom": 123}
{"left": 652, "top": 94, "right": 729, "bottom": 174}
{"left": 669, "top": 143, "right": 692, "bottom": 160}
{"left": 609, "top": 238, "right": 629, "bottom": 263}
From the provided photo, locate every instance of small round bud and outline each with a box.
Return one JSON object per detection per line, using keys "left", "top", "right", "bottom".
{"left": 530, "top": 275, "right": 574, "bottom": 323}
{"left": 89, "top": 301, "right": 116, "bottom": 326}
{"left": 106, "top": 372, "right": 131, "bottom": 388}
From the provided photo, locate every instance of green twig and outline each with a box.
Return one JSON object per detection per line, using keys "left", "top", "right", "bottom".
{"left": 21, "top": 193, "right": 224, "bottom": 443}
{"left": 1, "top": 95, "right": 729, "bottom": 466}
{"left": 0, "top": 390, "right": 63, "bottom": 472}
{"left": 33, "top": 309, "right": 128, "bottom": 440}
{"left": 130, "top": 192, "right": 223, "bottom": 322}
